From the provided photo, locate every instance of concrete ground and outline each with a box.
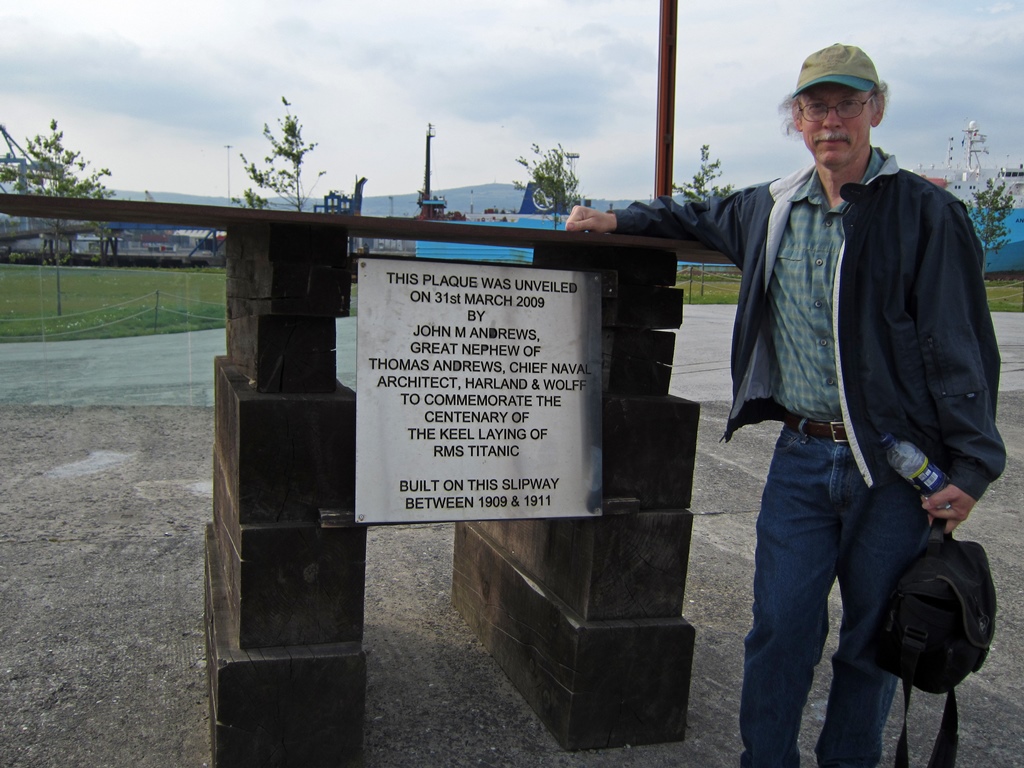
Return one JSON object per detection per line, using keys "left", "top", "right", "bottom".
{"left": 1, "top": 306, "right": 1022, "bottom": 767}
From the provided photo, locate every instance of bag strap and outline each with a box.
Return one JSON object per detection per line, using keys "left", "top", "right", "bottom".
{"left": 894, "top": 625, "right": 927, "bottom": 768}
{"left": 927, "top": 517, "right": 947, "bottom": 556}
{"left": 893, "top": 518, "right": 961, "bottom": 768}
{"left": 926, "top": 690, "right": 959, "bottom": 768}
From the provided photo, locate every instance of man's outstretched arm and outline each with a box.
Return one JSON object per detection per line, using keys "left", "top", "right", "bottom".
{"left": 565, "top": 205, "right": 618, "bottom": 233}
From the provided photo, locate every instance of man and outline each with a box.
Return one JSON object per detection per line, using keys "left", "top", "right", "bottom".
{"left": 566, "top": 44, "right": 1004, "bottom": 767}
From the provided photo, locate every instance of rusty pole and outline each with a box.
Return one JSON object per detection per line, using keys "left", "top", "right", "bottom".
{"left": 655, "top": 0, "right": 678, "bottom": 199}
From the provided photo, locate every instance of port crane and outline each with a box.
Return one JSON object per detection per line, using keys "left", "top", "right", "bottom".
{"left": 0, "top": 124, "right": 37, "bottom": 193}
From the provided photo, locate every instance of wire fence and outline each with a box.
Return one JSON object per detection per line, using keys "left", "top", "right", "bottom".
{"left": 1, "top": 264, "right": 1018, "bottom": 345}
{"left": 0, "top": 264, "right": 227, "bottom": 342}
{"left": 0, "top": 288, "right": 226, "bottom": 342}
{"left": 676, "top": 265, "right": 1024, "bottom": 312}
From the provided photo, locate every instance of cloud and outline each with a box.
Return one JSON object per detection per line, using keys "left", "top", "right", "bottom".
{"left": 3, "top": 0, "right": 1024, "bottom": 200}
{"left": 0, "top": 25, "right": 253, "bottom": 140}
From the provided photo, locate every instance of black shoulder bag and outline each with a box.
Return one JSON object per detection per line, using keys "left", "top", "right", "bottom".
{"left": 876, "top": 519, "right": 996, "bottom": 768}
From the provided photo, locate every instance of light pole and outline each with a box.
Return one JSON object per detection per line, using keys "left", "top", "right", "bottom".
{"left": 225, "top": 145, "right": 232, "bottom": 202}
{"left": 566, "top": 152, "right": 580, "bottom": 185}
{"left": 561, "top": 152, "right": 581, "bottom": 228}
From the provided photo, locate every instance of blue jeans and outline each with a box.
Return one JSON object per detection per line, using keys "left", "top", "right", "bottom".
{"left": 739, "top": 427, "right": 930, "bottom": 768}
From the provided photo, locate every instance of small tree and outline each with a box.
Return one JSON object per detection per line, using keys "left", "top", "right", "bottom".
{"left": 514, "top": 143, "right": 580, "bottom": 224}
{"left": 236, "top": 97, "right": 325, "bottom": 212}
{"left": 674, "top": 144, "right": 734, "bottom": 202}
{"left": 969, "top": 178, "right": 1014, "bottom": 273}
{"left": 0, "top": 119, "right": 113, "bottom": 262}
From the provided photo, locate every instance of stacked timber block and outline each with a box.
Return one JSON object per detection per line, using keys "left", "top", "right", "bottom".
{"left": 205, "top": 223, "right": 366, "bottom": 767}
{"left": 452, "top": 244, "right": 700, "bottom": 750}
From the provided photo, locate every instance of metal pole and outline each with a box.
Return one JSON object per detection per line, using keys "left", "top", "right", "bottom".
{"left": 225, "top": 145, "right": 232, "bottom": 201}
{"left": 424, "top": 125, "right": 434, "bottom": 202}
{"left": 655, "top": 0, "right": 678, "bottom": 199}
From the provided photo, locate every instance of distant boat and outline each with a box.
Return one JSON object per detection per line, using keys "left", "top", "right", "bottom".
{"left": 914, "top": 121, "right": 1024, "bottom": 274}
{"left": 414, "top": 182, "right": 572, "bottom": 264}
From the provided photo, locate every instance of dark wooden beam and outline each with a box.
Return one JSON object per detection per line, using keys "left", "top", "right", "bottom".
{"left": 0, "top": 193, "right": 726, "bottom": 263}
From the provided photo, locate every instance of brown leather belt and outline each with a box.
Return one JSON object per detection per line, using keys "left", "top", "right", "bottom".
{"left": 784, "top": 412, "right": 848, "bottom": 442}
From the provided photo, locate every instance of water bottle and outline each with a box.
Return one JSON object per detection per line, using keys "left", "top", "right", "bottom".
{"left": 879, "top": 433, "right": 948, "bottom": 495}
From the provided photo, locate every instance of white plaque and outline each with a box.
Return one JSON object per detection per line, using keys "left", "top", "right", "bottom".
{"left": 355, "top": 257, "right": 603, "bottom": 523}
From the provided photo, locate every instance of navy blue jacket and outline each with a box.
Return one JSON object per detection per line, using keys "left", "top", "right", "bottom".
{"left": 615, "top": 155, "right": 1004, "bottom": 499}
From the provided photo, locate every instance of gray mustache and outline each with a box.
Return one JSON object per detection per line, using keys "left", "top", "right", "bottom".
{"left": 815, "top": 132, "right": 851, "bottom": 144}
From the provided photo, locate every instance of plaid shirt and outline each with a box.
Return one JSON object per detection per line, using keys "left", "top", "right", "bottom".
{"left": 768, "top": 149, "right": 885, "bottom": 421}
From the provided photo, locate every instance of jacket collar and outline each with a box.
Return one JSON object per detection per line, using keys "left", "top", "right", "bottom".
{"left": 841, "top": 151, "right": 900, "bottom": 203}
{"left": 768, "top": 149, "right": 900, "bottom": 204}
{"left": 769, "top": 164, "right": 816, "bottom": 203}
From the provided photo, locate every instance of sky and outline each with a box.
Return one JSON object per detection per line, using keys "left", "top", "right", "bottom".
{"left": 3, "top": 0, "right": 1024, "bottom": 207}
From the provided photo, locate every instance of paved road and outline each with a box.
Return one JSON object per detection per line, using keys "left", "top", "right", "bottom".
{"left": 0, "top": 318, "right": 357, "bottom": 406}
{"left": 2, "top": 307, "right": 1021, "bottom": 404}
{"left": 1, "top": 308, "right": 1021, "bottom": 767}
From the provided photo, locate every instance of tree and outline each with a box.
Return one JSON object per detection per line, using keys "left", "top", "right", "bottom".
{"left": 0, "top": 119, "right": 113, "bottom": 263}
{"left": 969, "top": 178, "right": 1014, "bottom": 273}
{"left": 236, "top": 97, "right": 325, "bottom": 212}
{"left": 0, "top": 119, "right": 112, "bottom": 200}
{"left": 674, "top": 144, "right": 734, "bottom": 202}
{"left": 514, "top": 143, "right": 581, "bottom": 224}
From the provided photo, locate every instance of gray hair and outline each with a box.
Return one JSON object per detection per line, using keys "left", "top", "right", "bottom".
{"left": 779, "top": 81, "right": 889, "bottom": 137}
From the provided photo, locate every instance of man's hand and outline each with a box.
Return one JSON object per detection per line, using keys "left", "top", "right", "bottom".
{"left": 565, "top": 205, "right": 617, "bottom": 233}
{"left": 923, "top": 485, "right": 977, "bottom": 533}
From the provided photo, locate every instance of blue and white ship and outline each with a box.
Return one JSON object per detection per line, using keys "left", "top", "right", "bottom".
{"left": 914, "top": 121, "right": 1024, "bottom": 274}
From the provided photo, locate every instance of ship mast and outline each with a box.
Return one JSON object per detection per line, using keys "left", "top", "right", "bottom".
{"left": 963, "top": 121, "right": 989, "bottom": 176}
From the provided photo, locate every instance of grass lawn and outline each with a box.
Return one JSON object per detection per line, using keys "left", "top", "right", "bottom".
{"left": 676, "top": 265, "right": 1024, "bottom": 311}
{"left": 985, "top": 280, "right": 1024, "bottom": 313}
{"left": 0, "top": 264, "right": 226, "bottom": 342}
{"left": 0, "top": 262, "right": 1017, "bottom": 344}
{"left": 676, "top": 267, "right": 743, "bottom": 304}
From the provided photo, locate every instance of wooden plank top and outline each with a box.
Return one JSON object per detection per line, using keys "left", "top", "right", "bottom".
{"left": 0, "top": 193, "right": 726, "bottom": 263}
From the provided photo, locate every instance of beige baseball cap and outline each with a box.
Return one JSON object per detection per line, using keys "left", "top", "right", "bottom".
{"left": 794, "top": 44, "right": 879, "bottom": 96}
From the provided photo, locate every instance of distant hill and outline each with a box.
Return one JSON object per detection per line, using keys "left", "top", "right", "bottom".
{"left": 114, "top": 183, "right": 635, "bottom": 219}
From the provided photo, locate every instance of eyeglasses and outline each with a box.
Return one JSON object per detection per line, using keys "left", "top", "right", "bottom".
{"left": 798, "top": 94, "right": 875, "bottom": 122}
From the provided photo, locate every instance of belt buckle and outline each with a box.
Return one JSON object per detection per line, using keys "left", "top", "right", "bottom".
{"left": 829, "top": 421, "right": 848, "bottom": 443}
